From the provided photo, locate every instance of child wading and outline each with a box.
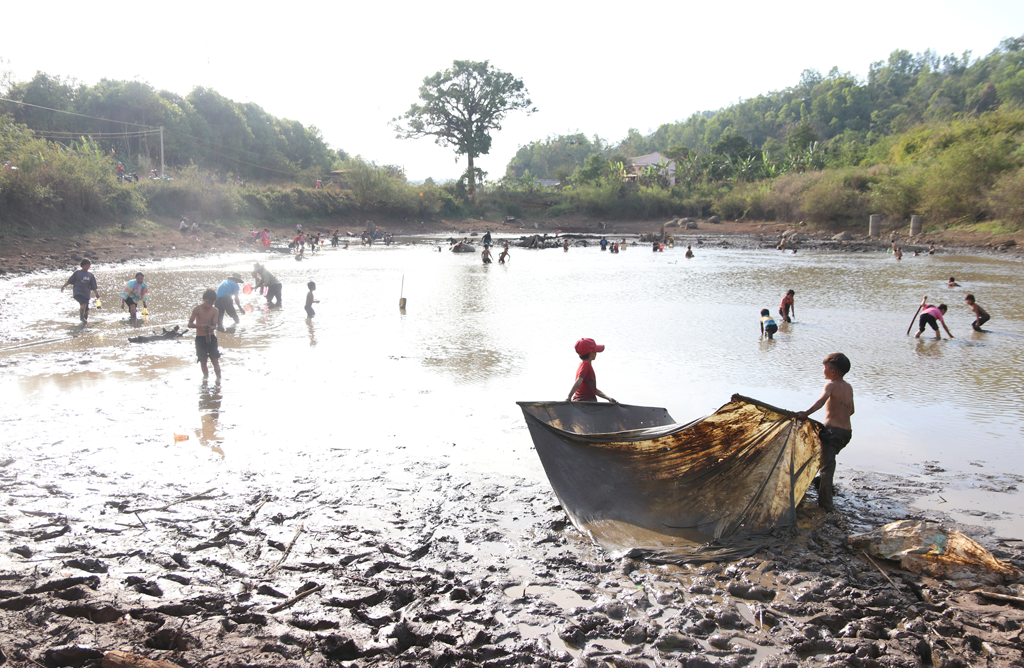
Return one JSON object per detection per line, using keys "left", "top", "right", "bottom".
{"left": 62, "top": 259, "right": 100, "bottom": 323}
{"left": 188, "top": 289, "right": 222, "bottom": 379}
{"left": 120, "top": 272, "right": 149, "bottom": 326}
{"left": 305, "top": 281, "right": 318, "bottom": 318}
{"left": 914, "top": 296, "right": 954, "bottom": 340}
{"left": 567, "top": 338, "right": 616, "bottom": 403}
{"left": 779, "top": 289, "right": 795, "bottom": 323}
{"left": 759, "top": 309, "right": 778, "bottom": 339}
{"left": 965, "top": 294, "right": 990, "bottom": 331}
{"left": 795, "top": 353, "right": 855, "bottom": 512}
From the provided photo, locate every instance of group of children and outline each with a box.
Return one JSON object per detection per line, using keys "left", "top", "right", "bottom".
{"left": 759, "top": 289, "right": 795, "bottom": 340}
{"left": 568, "top": 337, "right": 853, "bottom": 513}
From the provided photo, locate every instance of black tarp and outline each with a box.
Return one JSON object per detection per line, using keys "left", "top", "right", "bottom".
{"left": 517, "top": 395, "right": 822, "bottom": 562}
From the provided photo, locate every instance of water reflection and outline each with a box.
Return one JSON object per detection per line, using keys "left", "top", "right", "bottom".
{"left": 195, "top": 380, "right": 224, "bottom": 458}
{"left": 307, "top": 320, "right": 317, "bottom": 348}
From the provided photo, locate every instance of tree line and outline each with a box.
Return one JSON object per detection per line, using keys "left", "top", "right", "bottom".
{"left": 0, "top": 72, "right": 346, "bottom": 179}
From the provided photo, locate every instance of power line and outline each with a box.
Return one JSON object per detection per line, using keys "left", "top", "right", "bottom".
{"left": 33, "top": 129, "right": 160, "bottom": 139}
{"left": 0, "top": 97, "right": 161, "bottom": 129}
{"left": 165, "top": 130, "right": 298, "bottom": 176}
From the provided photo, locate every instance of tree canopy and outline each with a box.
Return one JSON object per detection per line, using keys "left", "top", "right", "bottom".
{"left": 392, "top": 60, "right": 535, "bottom": 200}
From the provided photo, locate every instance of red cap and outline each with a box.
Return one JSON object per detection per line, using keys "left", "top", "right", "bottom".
{"left": 574, "top": 338, "right": 605, "bottom": 355}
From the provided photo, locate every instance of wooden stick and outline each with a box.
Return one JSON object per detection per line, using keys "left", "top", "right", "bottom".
{"left": 268, "top": 584, "right": 324, "bottom": 614}
{"left": 130, "top": 487, "right": 217, "bottom": 514}
{"left": 906, "top": 300, "right": 924, "bottom": 336}
{"left": 242, "top": 499, "right": 268, "bottom": 525}
{"left": 266, "top": 523, "right": 303, "bottom": 576}
{"left": 972, "top": 589, "right": 1024, "bottom": 605}
{"left": 134, "top": 512, "right": 148, "bottom": 531}
{"left": 860, "top": 549, "right": 904, "bottom": 596}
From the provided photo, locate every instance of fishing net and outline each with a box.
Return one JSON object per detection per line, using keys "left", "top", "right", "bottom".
{"left": 517, "top": 395, "right": 822, "bottom": 563}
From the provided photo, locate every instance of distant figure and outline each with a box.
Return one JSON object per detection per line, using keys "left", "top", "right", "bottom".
{"left": 685, "top": 245, "right": 694, "bottom": 259}
{"left": 777, "top": 236, "right": 788, "bottom": 251}
{"left": 498, "top": 243, "right": 509, "bottom": 264}
{"left": 62, "top": 259, "right": 99, "bottom": 323}
{"left": 260, "top": 229, "right": 271, "bottom": 247}
{"left": 795, "top": 352, "right": 855, "bottom": 512}
{"left": 483, "top": 230, "right": 492, "bottom": 245}
{"left": 331, "top": 231, "right": 339, "bottom": 247}
{"left": 116, "top": 162, "right": 124, "bottom": 178}
{"left": 652, "top": 240, "right": 659, "bottom": 252}
{"left": 620, "top": 238, "right": 627, "bottom": 251}
{"left": 600, "top": 237, "right": 608, "bottom": 251}
{"left": 482, "top": 244, "right": 493, "bottom": 264}
{"left": 214, "top": 273, "right": 243, "bottom": 330}
{"left": 964, "top": 294, "right": 990, "bottom": 331}
{"left": 315, "top": 179, "right": 322, "bottom": 189}
{"left": 120, "top": 272, "right": 149, "bottom": 326}
{"left": 179, "top": 218, "right": 189, "bottom": 236}
{"left": 948, "top": 276, "right": 960, "bottom": 287}
{"left": 915, "top": 296, "right": 953, "bottom": 340}
{"left": 611, "top": 243, "right": 619, "bottom": 253}
{"left": 760, "top": 309, "right": 778, "bottom": 340}
{"left": 779, "top": 289, "right": 795, "bottom": 323}
{"left": 305, "top": 281, "right": 318, "bottom": 319}
{"left": 929, "top": 243, "right": 935, "bottom": 255}
{"left": 188, "top": 289, "right": 221, "bottom": 379}
{"left": 296, "top": 223, "right": 303, "bottom": 234}
{"left": 567, "top": 338, "right": 616, "bottom": 403}
{"left": 563, "top": 239, "right": 569, "bottom": 253}
{"left": 894, "top": 246, "right": 902, "bottom": 260}
{"left": 190, "top": 219, "right": 199, "bottom": 237}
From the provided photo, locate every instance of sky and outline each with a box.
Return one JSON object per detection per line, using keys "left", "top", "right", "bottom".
{"left": 3, "top": 1, "right": 1023, "bottom": 182}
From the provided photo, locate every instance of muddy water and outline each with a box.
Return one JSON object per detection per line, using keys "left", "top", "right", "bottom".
{"left": 1, "top": 240, "right": 1022, "bottom": 539}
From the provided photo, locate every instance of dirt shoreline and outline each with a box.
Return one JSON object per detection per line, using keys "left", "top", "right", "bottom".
{"left": 0, "top": 216, "right": 1021, "bottom": 278}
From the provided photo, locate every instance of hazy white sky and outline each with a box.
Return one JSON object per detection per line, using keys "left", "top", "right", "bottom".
{"left": 4, "top": 1, "right": 1022, "bottom": 181}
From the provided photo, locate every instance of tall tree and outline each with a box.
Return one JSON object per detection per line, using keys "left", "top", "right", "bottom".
{"left": 392, "top": 60, "right": 535, "bottom": 201}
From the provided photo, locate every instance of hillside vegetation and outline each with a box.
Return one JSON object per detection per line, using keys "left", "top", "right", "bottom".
{"left": 2, "top": 37, "right": 1024, "bottom": 232}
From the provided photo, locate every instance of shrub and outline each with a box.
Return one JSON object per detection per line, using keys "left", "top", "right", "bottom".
{"left": 986, "top": 167, "right": 1024, "bottom": 227}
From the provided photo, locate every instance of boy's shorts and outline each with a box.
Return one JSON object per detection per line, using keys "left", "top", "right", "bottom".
{"left": 765, "top": 324, "right": 778, "bottom": 336}
{"left": 819, "top": 426, "right": 852, "bottom": 452}
{"left": 195, "top": 335, "right": 221, "bottom": 363}
{"left": 919, "top": 313, "right": 939, "bottom": 331}
{"left": 74, "top": 295, "right": 89, "bottom": 305}
{"left": 125, "top": 297, "right": 138, "bottom": 307}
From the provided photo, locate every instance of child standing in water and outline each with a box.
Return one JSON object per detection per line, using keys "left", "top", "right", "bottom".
{"left": 120, "top": 272, "right": 149, "bottom": 326}
{"left": 498, "top": 243, "right": 510, "bottom": 264}
{"left": 567, "top": 338, "right": 616, "bottom": 403}
{"left": 305, "top": 281, "right": 318, "bottom": 318}
{"left": 188, "top": 289, "right": 221, "bottom": 379}
{"left": 795, "top": 352, "right": 854, "bottom": 512}
{"left": 964, "top": 294, "right": 990, "bottom": 331}
{"left": 760, "top": 309, "right": 778, "bottom": 339}
{"left": 62, "top": 259, "right": 100, "bottom": 323}
{"left": 779, "top": 289, "right": 795, "bottom": 323}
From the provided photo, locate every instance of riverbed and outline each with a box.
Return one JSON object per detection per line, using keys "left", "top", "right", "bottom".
{"left": 1, "top": 238, "right": 1023, "bottom": 666}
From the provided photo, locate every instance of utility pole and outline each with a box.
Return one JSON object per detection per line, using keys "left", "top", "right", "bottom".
{"left": 160, "top": 126, "right": 165, "bottom": 178}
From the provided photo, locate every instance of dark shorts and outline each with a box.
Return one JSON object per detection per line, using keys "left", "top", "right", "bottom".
{"left": 125, "top": 297, "right": 138, "bottom": 307}
{"left": 919, "top": 313, "right": 939, "bottom": 331}
{"left": 819, "top": 426, "right": 852, "bottom": 452}
{"left": 304, "top": 305, "right": 315, "bottom": 318}
{"left": 765, "top": 324, "right": 778, "bottom": 336}
{"left": 195, "top": 335, "right": 221, "bottom": 363}
{"left": 74, "top": 294, "right": 90, "bottom": 306}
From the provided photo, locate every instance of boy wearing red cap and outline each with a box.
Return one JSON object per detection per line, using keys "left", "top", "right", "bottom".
{"left": 567, "top": 338, "right": 617, "bottom": 403}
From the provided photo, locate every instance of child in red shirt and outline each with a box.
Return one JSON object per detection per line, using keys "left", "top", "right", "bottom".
{"left": 567, "top": 338, "right": 617, "bottom": 403}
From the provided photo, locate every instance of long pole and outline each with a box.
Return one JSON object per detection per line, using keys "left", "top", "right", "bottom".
{"left": 906, "top": 300, "right": 924, "bottom": 336}
{"left": 159, "top": 126, "right": 165, "bottom": 178}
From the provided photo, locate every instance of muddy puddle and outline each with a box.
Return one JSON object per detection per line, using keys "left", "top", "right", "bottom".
{"left": 1, "top": 239, "right": 1023, "bottom": 666}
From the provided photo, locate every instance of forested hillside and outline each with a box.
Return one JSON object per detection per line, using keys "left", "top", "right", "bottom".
{"left": 0, "top": 74, "right": 345, "bottom": 179}
{"left": 508, "top": 37, "right": 1024, "bottom": 180}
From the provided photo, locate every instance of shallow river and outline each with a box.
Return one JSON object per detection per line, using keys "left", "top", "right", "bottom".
{"left": 2, "top": 238, "right": 1022, "bottom": 539}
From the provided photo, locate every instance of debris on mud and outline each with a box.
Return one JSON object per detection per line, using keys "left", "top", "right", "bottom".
{"left": 1, "top": 447, "right": 1022, "bottom": 668}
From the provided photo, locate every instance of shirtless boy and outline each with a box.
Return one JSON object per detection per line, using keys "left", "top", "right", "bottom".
{"left": 964, "top": 294, "right": 990, "bottom": 331}
{"left": 188, "top": 289, "right": 221, "bottom": 379}
{"left": 795, "top": 352, "right": 854, "bottom": 512}
{"left": 779, "top": 289, "right": 795, "bottom": 323}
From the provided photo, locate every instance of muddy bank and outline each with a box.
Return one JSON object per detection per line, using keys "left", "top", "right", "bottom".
{"left": 2, "top": 216, "right": 1022, "bottom": 279}
{"left": 2, "top": 448, "right": 1022, "bottom": 668}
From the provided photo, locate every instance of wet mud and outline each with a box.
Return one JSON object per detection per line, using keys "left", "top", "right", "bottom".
{"left": 2, "top": 450, "right": 1022, "bottom": 668}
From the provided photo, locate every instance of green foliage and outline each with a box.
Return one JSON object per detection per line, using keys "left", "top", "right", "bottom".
{"left": 985, "top": 168, "right": 1024, "bottom": 224}
{"left": 392, "top": 60, "right": 535, "bottom": 200}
